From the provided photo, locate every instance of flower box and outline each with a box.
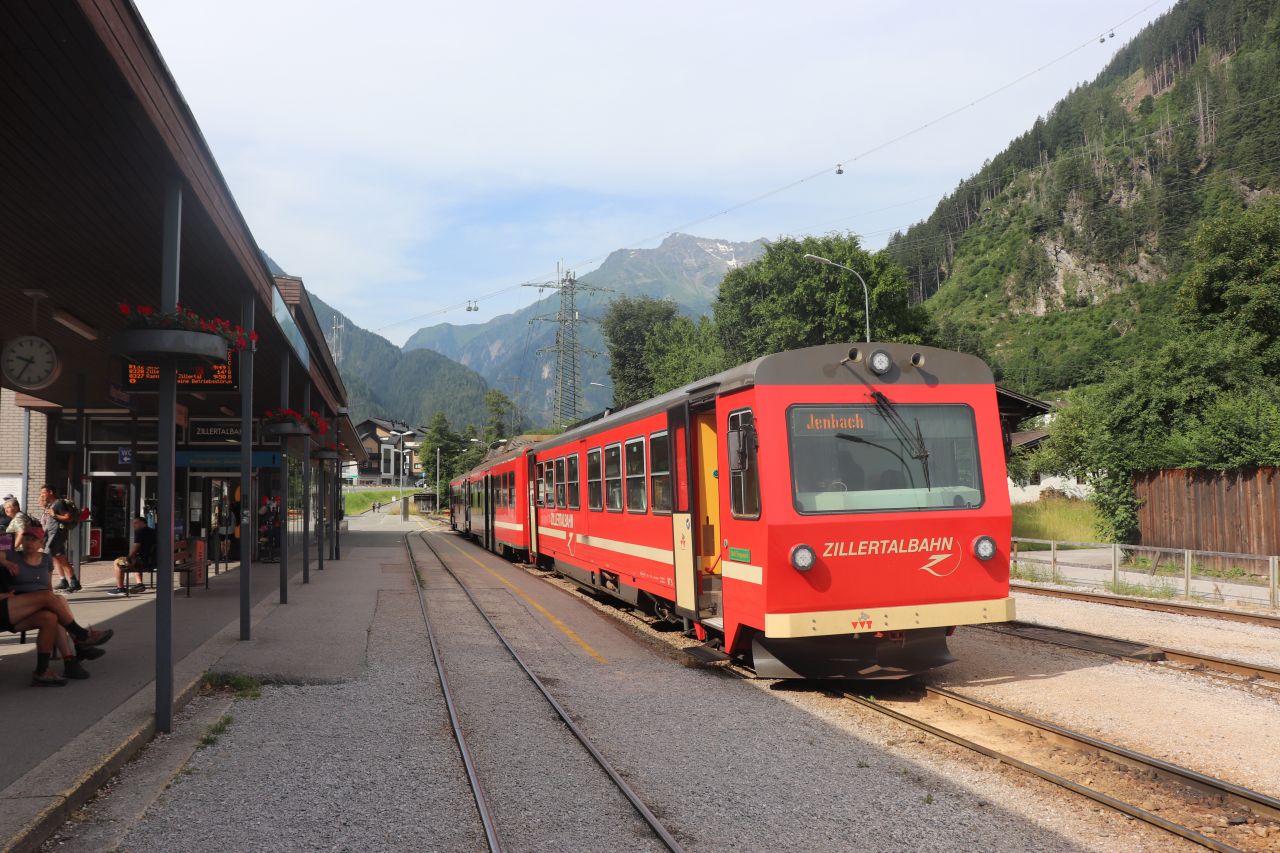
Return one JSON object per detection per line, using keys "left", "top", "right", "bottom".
{"left": 111, "top": 328, "right": 228, "bottom": 368}
{"left": 264, "top": 421, "right": 312, "bottom": 437}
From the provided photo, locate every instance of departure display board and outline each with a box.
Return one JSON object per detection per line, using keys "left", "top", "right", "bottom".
{"left": 124, "top": 355, "right": 238, "bottom": 391}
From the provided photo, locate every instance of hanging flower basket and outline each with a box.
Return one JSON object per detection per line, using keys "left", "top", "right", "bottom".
{"left": 311, "top": 449, "right": 339, "bottom": 461}
{"left": 262, "top": 408, "right": 313, "bottom": 437}
{"left": 112, "top": 303, "right": 256, "bottom": 367}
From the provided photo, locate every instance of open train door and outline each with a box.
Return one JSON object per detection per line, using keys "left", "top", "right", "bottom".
{"left": 485, "top": 473, "right": 495, "bottom": 551}
{"left": 526, "top": 452, "right": 540, "bottom": 563}
{"left": 669, "top": 403, "right": 698, "bottom": 620}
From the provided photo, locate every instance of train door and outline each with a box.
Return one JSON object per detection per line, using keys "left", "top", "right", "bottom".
{"left": 693, "top": 410, "right": 723, "bottom": 623}
{"left": 485, "top": 473, "right": 496, "bottom": 552}
{"left": 669, "top": 405, "right": 699, "bottom": 620}
{"left": 526, "top": 454, "right": 540, "bottom": 562}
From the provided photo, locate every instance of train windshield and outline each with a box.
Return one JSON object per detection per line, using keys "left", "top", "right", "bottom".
{"left": 787, "top": 403, "right": 983, "bottom": 513}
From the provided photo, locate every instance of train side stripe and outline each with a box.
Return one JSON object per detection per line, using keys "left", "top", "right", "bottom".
{"left": 537, "top": 526, "right": 568, "bottom": 540}
{"left": 495, "top": 521, "right": 525, "bottom": 532}
{"left": 722, "top": 562, "right": 763, "bottom": 585}
{"left": 576, "top": 534, "right": 673, "bottom": 565}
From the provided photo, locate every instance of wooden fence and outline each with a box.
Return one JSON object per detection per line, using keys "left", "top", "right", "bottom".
{"left": 1134, "top": 468, "right": 1280, "bottom": 574}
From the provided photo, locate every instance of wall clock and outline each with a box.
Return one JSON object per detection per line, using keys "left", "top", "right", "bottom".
{"left": 2, "top": 335, "right": 62, "bottom": 391}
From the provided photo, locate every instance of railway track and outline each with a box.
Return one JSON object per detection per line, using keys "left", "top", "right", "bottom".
{"left": 829, "top": 683, "right": 1280, "bottom": 853}
{"left": 975, "top": 621, "right": 1280, "bottom": 690}
{"left": 405, "top": 532, "right": 684, "bottom": 853}
{"left": 1012, "top": 583, "right": 1280, "bottom": 630}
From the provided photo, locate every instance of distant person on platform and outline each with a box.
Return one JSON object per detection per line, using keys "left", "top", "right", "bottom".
{"left": 108, "top": 516, "right": 154, "bottom": 597}
{"left": 38, "top": 485, "right": 78, "bottom": 592}
{"left": 3, "top": 496, "right": 34, "bottom": 552}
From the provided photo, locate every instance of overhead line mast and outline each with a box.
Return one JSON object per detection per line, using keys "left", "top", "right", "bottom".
{"left": 525, "top": 265, "right": 610, "bottom": 430}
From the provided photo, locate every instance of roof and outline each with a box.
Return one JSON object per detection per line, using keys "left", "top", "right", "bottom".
{"left": 1010, "top": 429, "right": 1049, "bottom": 449}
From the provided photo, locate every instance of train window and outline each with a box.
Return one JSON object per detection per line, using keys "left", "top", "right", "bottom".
{"left": 555, "top": 457, "right": 567, "bottom": 508}
{"left": 535, "top": 463, "right": 545, "bottom": 506}
{"left": 508, "top": 472, "right": 515, "bottom": 507}
{"left": 625, "top": 437, "right": 647, "bottom": 513}
{"left": 544, "top": 462, "right": 555, "bottom": 509}
{"left": 587, "top": 449, "right": 603, "bottom": 511}
{"left": 566, "top": 454, "right": 580, "bottom": 509}
{"left": 728, "top": 409, "right": 761, "bottom": 519}
{"left": 786, "top": 403, "right": 984, "bottom": 514}
{"left": 650, "top": 432, "right": 672, "bottom": 514}
{"left": 604, "top": 444, "right": 623, "bottom": 511}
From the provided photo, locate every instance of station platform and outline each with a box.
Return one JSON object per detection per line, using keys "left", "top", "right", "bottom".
{"left": 0, "top": 517, "right": 384, "bottom": 853}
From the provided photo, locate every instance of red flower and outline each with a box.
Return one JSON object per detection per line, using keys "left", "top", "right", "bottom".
{"left": 249, "top": 330, "right": 259, "bottom": 343}
{"left": 236, "top": 335, "right": 247, "bottom": 349}
{"left": 118, "top": 303, "right": 132, "bottom": 316}
{"left": 137, "top": 306, "right": 155, "bottom": 316}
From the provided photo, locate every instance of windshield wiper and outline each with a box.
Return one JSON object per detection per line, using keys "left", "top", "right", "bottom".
{"left": 868, "top": 391, "right": 932, "bottom": 490}
{"left": 836, "top": 432, "right": 917, "bottom": 490}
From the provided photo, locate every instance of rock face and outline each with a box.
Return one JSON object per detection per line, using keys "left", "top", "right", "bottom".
{"left": 403, "top": 233, "right": 765, "bottom": 423}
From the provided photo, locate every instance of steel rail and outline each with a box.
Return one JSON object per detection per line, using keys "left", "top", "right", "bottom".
{"left": 413, "top": 531, "right": 686, "bottom": 853}
{"left": 976, "top": 621, "right": 1280, "bottom": 688}
{"left": 839, "top": 685, "right": 1280, "bottom": 853}
{"left": 404, "top": 535, "right": 505, "bottom": 853}
{"left": 1011, "top": 583, "right": 1280, "bottom": 629}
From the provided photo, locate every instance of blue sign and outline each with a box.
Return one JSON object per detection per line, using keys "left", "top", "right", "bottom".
{"left": 176, "top": 451, "right": 281, "bottom": 469}
{"left": 118, "top": 447, "right": 134, "bottom": 466}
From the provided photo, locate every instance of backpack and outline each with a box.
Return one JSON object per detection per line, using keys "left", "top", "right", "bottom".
{"left": 59, "top": 498, "right": 83, "bottom": 530}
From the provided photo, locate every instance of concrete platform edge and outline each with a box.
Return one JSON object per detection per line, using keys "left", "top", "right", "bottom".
{"left": 0, "top": 581, "right": 293, "bottom": 853}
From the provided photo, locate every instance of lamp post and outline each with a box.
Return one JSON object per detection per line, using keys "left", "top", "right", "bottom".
{"left": 803, "top": 253, "right": 872, "bottom": 343}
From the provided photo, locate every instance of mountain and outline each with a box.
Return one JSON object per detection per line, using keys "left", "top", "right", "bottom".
{"left": 306, "top": 294, "right": 490, "bottom": 429}
{"left": 888, "top": 0, "right": 1280, "bottom": 396}
{"left": 404, "top": 233, "right": 765, "bottom": 423}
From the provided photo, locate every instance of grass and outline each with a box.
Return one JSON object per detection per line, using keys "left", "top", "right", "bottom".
{"left": 345, "top": 489, "right": 415, "bottom": 516}
{"left": 1104, "top": 577, "right": 1179, "bottom": 599}
{"left": 1129, "top": 557, "right": 1267, "bottom": 585}
{"left": 198, "top": 714, "right": 234, "bottom": 749}
{"left": 201, "top": 672, "right": 262, "bottom": 700}
{"left": 1009, "top": 560, "right": 1061, "bottom": 585}
{"left": 1012, "top": 497, "right": 1100, "bottom": 549}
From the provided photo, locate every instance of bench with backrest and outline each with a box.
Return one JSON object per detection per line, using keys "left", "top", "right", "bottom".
{"left": 172, "top": 538, "right": 208, "bottom": 597}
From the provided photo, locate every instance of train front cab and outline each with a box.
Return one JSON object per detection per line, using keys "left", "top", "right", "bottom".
{"left": 669, "top": 343, "right": 1015, "bottom": 679}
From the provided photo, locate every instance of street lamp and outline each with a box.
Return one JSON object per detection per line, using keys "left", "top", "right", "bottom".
{"left": 803, "top": 253, "right": 872, "bottom": 343}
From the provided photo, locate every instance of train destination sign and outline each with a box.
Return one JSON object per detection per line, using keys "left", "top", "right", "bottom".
{"left": 123, "top": 355, "right": 238, "bottom": 391}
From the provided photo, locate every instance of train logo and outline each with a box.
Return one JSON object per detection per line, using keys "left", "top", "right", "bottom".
{"left": 917, "top": 550, "right": 961, "bottom": 578}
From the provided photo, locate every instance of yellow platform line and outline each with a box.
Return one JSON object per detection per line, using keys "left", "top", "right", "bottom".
{"left": 424, "top": 525, "right": 608, "bottom": 665}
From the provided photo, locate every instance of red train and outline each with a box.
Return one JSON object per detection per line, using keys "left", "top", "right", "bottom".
{"left": 451, "top": 342, "right": 1015, "bottom": 678}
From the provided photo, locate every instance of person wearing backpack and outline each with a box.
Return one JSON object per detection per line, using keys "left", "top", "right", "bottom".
{"left": 39, "top": 485, "right": 79, "bottom": 592}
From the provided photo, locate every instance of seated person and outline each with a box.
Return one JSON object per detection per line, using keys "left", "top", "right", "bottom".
{"left": 1, "top": 525, "right": 112, "bottom": 685}
{"left": 3, "top": 496, "right": 34, "bottom": 552}
{"left": 109, "top": 516, "right": 154, "bottom": 596}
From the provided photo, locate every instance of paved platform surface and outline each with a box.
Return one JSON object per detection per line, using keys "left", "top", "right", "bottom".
{"left": 0, "top": 518, "right": 377, "bottom": 853}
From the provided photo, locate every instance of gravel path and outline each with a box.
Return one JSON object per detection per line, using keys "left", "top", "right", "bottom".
{"left": 420, "top": 555, "right": 669, "bottom": 852}
{"left": 1013, "top": 592, "right": 1280, "bottom": 669}
{"left": 117, "top": 588, "right": 486, "bottom": 852}
{"left": 431, "top": 529, "right": 1181, "bottom": 852}
{"left": 938, "top": 630, "right": 1280, "bottom": 798}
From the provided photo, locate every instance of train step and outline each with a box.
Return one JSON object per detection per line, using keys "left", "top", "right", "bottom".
{"left": 684, "top": 644, "right": 731, "bottom": 666}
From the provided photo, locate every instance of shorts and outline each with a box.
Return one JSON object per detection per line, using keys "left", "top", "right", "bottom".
{"left": 46, "top": 530, "right": 68, "bottom": 557}
{"left": 0, "top": 599, "right": 13, "bottom": 633}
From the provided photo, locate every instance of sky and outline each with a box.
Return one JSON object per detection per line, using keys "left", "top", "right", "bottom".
{"left": 135, "top": 0, "right": 1178, "bottom": 345}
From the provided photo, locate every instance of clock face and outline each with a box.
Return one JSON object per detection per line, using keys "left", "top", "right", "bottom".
{"left": 2, "top": 336, "right": 62, "bottom": 391}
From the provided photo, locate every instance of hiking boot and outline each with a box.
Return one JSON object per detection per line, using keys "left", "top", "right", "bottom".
{"left": 68, "top": 579, "right": 83, "bottom": 593}
{"left": 107, "top": 587, "right": 129, "bottom": 597}
{"left": 32, "top": 671, "right": 67, "bottom": 687}
{"left": 129, "top": 583, "right": 147, "bottom": 593}
{"left": 80, "top": 628, "right": 114, "bottom": 647}
{"left": 77, "top": 645, "right": 106, "bottom": 661}
{"left": 56, "top": 578, "right": 69, "bottom": 591}
{"left": 63, "top": 660, "right": 91, "bottom": 679}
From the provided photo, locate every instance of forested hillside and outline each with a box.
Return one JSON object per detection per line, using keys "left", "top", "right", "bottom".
{"left": 886, "top": 0, "right": 1280, "bottom": 395}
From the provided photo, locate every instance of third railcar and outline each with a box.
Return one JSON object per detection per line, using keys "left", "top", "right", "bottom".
{"left": 450, "top": 342, "right": 1014, "bottom": 678}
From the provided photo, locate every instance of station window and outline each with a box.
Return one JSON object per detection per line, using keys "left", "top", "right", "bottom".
{"left": 650, "top": 432, "right": 672, "bottom": 514}
{"left": 625, "top": 437, "right": 647, "bottom": 513}
{"left": 535, "top": 463, "right": 545, "bottom": 506}
{"left": 555, "top": 457, "right": 567, "bottom": 508}
{"left": 728, "top": 409, "right": 761, "bottom": 519}
{"left": 604, "top": 444, "right": 623, "bottom": 511}
{"left": 587, "top": 449, "right": 603, "bottom": 511}
{"left": 566, "top": 454, "right": 580, "bottom": 510}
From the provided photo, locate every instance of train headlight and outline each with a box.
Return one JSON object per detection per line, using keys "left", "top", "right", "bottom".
{"left": 790, "top": 544, "right": 817, "bottom": 572}
{"left": 869, "top": 349, "right": 892, "bottom": 375}
{"left": 972, "top": 536, "right": 997, "bottom": 561}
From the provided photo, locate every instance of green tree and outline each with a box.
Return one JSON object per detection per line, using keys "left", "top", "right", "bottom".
{"left": 645, "top": 315, "right": 726, "bottom": 395}
{"left": 714, "top": 234, "right": 928, "bottom": 364}
{"left": 483, "top": 388, "right": 524, "bottom": 442}
{"left": 418, "top": 412, "right": 461, "bottom": 493}
{"left": 601, "top": 296, "right": 679, "bottom": 407}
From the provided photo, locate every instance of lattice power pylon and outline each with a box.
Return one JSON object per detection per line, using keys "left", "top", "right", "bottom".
{"left": 524, "top": 267, "right": 609, "bottom": 430}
